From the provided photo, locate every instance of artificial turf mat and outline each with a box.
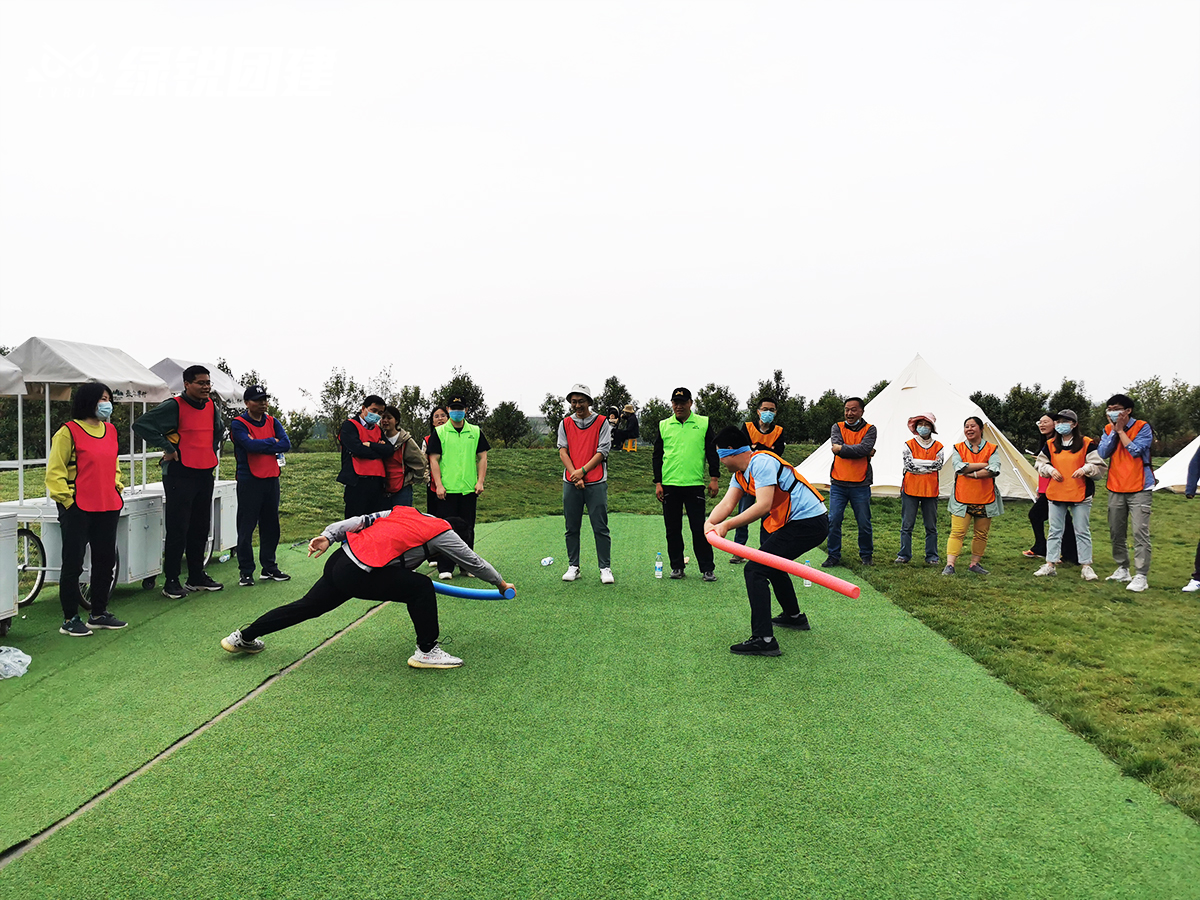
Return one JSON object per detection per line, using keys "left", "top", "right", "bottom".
{"left": 2, "top": 515, "right": 1198, "bottom": 898}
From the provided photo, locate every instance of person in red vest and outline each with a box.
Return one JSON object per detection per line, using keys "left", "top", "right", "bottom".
{"left": 1097, "top": 393, "right": 1155, "bottom": 593}
{"left": 134, "top": 364, "right": 225, "bottom": 599}
{"left": 230, "top": 385, "right": 292, "bottom": 588}
{"left": 823, "top": 396, "right": 877, "bottom": 568}
{"left": 895, "top": 412, "right": 944, "bottom": 566}
{"left": 557, "top": 383, "right": 614, "bottom": 584}
{"left": 337, "top": 394, "right": 395, "bottom": 519}
{"left": 379, "top": 404, "right": 426, "bottom": 508}
{"left": 730, "top": 396, "right": 786, "bottom": 562}
{"left": 45, "top": 382, "right": 128, "bottom": 635}
{"left": 1032, "top": 409, "right": 1105, "bottom": 582}
{"left": 220, "top": 507, "right": 514, "bottom": 669}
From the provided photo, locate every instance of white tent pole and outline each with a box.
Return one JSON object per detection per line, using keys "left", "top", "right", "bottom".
{"left": 141, "top": 401, "right": 148, "bottom": 487}
{"left": 16, "top": 393, "right": 24, "bottom": 504}
{"left": 44, "top": 384, "right": 51, "bottom": 498}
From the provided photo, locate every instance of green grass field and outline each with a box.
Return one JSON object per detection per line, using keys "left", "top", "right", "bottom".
{"left": 2, "top": 448, "right": 1198, "bottom": 896}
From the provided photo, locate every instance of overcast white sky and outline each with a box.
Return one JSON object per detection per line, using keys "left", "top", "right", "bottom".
{"left": 1, "top": 0, "right": 1197, "bottom": 414}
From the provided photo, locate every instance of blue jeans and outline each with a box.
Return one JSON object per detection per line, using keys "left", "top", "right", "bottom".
{"left": 898, "top": 493, "right": 939, "bottom": 562}
{"left": 1048, "top": 498, "right": 1092, "bottom": 565}
{"left": 826, "top": 482, "right": 872, "bottom": 561}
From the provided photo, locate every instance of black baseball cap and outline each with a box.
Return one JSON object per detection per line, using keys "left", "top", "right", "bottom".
{"left": 448, "top": 397, "right": 467, "bottom": 409}
{"left": 671, "top": 387, "right": 692, "bottom": 402}
{"left": 243, "top": 385, "right": 269, "bottom": 401}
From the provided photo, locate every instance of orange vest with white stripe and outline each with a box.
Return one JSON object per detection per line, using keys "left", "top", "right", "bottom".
{"left": 173, "top": 396, "right": 219, "bottom": 470}
{"left": 830, "top": 421, "right": 871, "bottom": 483}
{"left": 902, "top": 438, "right": 943, "bottom": 498}
{"left": 953, "top": 441, "right": 997, "bottom": 505}
{"left": 1103, "top": 420, "right": 1150, "bottom": 493}
{"left": 345, "top": 507, "right": 452, "bottom": 568}
{"left": 735, "top": 450, "right": 824, "bottom": 533}
{"left": 1045, "top": 438, "right": 1091, "bottom": 503}
{"left": 745, "top": 421, "right": 784, "bottom": 452}
{"left": 64, "top": 421, "right": 124, "bottom": 512}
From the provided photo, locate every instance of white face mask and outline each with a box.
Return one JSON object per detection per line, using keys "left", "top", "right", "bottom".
{"left": 1054, "top": 422, "right": 1073, "bottom": 435}
{"left": 1107, "top": 410, "right": 1121, "bottom": 422}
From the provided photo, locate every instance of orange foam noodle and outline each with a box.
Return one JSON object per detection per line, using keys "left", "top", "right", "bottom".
{"left": 705, "top": 532, "right": 862, "bottom": 599}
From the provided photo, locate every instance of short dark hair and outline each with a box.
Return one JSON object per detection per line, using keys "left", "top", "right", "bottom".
{"left": 428, "top": 406, "right": 448, "bottom": 430}
{"left": 757, "top": 397, "right": 778, "bottom": 408}
{"left": 383, "top": 405, "right": 401, "bottom": 422}
{"left": 1106, "top": 393, "right": 1134, "bottom": 411}
{"left": 845, "top": 397, "right": 865, "bottom": 408}
{"left": 182, "top": 365, "right": 209, "bottom": 383}
{"left": 964, "top": 415, "right": 985, "bottom": 431}
{"left": 72, "top": 382, "right": 112, "bottom": 420}
{"left": 715, "top": 425, "right": 751, "bottom": 449}
{"left": 362, "top": 395, "right": 385, "bottom": 409}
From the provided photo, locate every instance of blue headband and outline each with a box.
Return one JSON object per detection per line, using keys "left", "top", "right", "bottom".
{"left": 717, "top": 446, "right": 751, "bottom": 459}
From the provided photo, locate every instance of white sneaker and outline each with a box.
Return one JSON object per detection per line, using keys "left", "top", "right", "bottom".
{"left": 600, "top": 567, "right": 615, "bottom": 584}
{"left": 1034, "top": 563, "right": 1056, "bottom": 577}
{"left": 1183, "top": 579, "right": 1200, "bottom": 593}
{"left": 407, "top": 643, "right": 463, "bottom": 669}
{"left": 221, "top": 630, "right": 264, "bottom": 654}
{"left": 1106, "top": 567, "right": 1132, "bottom": 583}
{"left": 562, "top": 566, "right": 580, "bottom": 582}
{"left": 1080, "top": 565, "right": 1098, "bottom": 582}
{"left": 1126, "top": 574, "right": 1149, "bottom": 593}
{"left": 438, "top": 571, "right": 454, "bottom": 581}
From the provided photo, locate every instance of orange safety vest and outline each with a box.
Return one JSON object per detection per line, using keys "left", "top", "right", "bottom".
{"left": 901, "top": 438, "right": 943, "bottom": 498}
{"left": 234, "top": 414, "right": 281, "bottom": 479}
{"left": 735, "top": 450, "right": 824, "bottom": 533}
{"left": 953, "top": 441, "right": 997, "bottom": 505}
{"left": 563, "top": 415, "right": 605, "bottom": 484}
{"left": 64, "top": 421, "right": 123, "bottom": 512}
{"left": 1045, "top": 437, "right": 1092, "bottom": 503}
{"left": 173, "top": 396, "right": 219, "bottom": 470}
{"left": 830, "top": 421, "right": 871, "bottom": 483}
{"left": 344, "top": 418, "right": 386, "bottom": 478}
{"left": 1103, "top": 420, "right": 1151, "bottom": 493}
{"left": 345, "top": 507, "right": 453, "bottom": 568}
{"left": 745, "top": 421, "right": 784, "bottom": 452}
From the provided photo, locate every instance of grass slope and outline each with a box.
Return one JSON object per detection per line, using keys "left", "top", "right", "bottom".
{"left": 2, "top": 516, "right": 1197, "bottom": 899}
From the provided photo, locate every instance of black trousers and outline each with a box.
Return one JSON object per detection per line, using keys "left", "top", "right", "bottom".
{"left": 343, "top": 476, "right": 387, "bottom": 519}
{"left": 163, "top": 465, "right": 214, "bottom": 582}
{"left": 236, "top": 476, "right": 280, "bottom": 577}
{"left": 56, "top": 503, "right": 120, "bottom": 619}
{"left": 662, "top": 485, "right": 714, "bottom": 572}
{"left": 240, "top": 551, "right": 439, "bottom": 651}
{"left": 436, "top": 492, "right": 478, "bottom": 574}
{"left": 1028, "top": 492, "right": 1078, "bottom": 562}
{"left": 745, "top": 514, "right": 829, "bottom": 638}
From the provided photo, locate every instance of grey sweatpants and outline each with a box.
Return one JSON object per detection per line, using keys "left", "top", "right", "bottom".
{"left": 1107, "top": 489, "right": 1151, "bottom": 576}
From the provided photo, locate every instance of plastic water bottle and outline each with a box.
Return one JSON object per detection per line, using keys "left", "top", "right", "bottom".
{"left": 655, "top": 552, "right": 663, "bottom": 579}
{"left": 541, "top": 557, "right": 554, "bottom": 567}
{"left": 219, "top": 553, "right": 231, "bottom": 563}
{"left": 803, "top": 560, "right": 812, "bottom": 588}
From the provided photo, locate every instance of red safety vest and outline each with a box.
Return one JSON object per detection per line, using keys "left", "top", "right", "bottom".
{"left": 830, "top": 421, "right": 871, "bottom": 483}
{"left": 953, "top": 441, "right": 997, "bottom": 505}
{"left": 344, "top": 418, "right": 386, "bottom": 478}
{"left": 1103, "top": 420, "right": 1151, "bottom": 493}
{"left": 382, "top": 437, "right": 411, "bottom": 493}
{"left": 345, "top": 507, "right": 453, "bottom": 568}
{"left": 172, "top": 396, "right": 219, "bottom": 470}
{"left": 1046, "top": 437, "right": 1092, "bottom": 503}
{"left": 64, "top": 421, "right": 123, "bottom": 512}
{"left": 734, "top": 450, "right": 824, "bottom": 533}
{"left": 563, "top": 415, "right": 605, "bottom": 484}
{"left": 902, "top": 438, "right": 943, "bottom": 498}
{"left": 234, "top": 414, "right": 281, "bottom": 479}
{"left": 745, "top": 421, "right": 784, "bottom": 452}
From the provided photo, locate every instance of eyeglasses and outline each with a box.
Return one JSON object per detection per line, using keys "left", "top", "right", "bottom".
{"left": 191, "top": 381, "right": 212, "bottom": 387}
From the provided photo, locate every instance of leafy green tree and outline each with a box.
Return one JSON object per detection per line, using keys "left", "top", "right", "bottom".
{"left": 486, "top": 401, "right": 531, "bottom": 448}
{"left": 1047, "top": 378, "right": 1096, "bottom": 436}
{"left": 807, "top": 389, "right": 845, "bottom": 444}
{"left": 640, "top": 397, "right": 670, "bottom": 444}
{"left": 434, "top": 367, "right": 489, "bottom": 422}
{"left": 303, "top": 367, "right": 366, "bottom": 441}
{"left": 395, "top": 384, "right": 430, "bottom": 438}
{"left": 540, "top": 393, "right": 566, "bottom": 444}
{"left": 969, "top": 391, "right": 1004, "bottom": 428}
{"left": 695, "top": 382, "right": 742, "bottom": 433}
{"left": 594, "top": 376, "right": 633, "bottom": 417}
{"left": 865, "top": 379, "right": 890, "bottom": 403}
{"left": 1125, "top": 376, "right": 1196, "bottom": 454}
{"left": 279, "top": 410, "right": 315, "bottom": 451}
{"left": 747, "top": 369, "right": 806, "bottom": 442}
{"left": 999, "top": 383, "right": 1049, "bottom": 436}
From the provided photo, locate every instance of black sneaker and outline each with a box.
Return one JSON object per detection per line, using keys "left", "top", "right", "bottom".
{"left": 238, "top": 574, "right": 255, "bottom": 587}
{"left": 669, "top": 568, "right": 685, "bottom": 579}
{"left": 730, "top": 636, "right": 782, "bottom": 657}
{"left": 186, "top": 574, "right": 224, "bottom": 592}
{"left": 860, "top": 557, "right": 873, "bottom": 566}
{"left": 260, "top": 569, "right": 291, "bottom": 582}
{"left": 729, "top": 556, "right": 745, "bottom": 565}
{"left": 162, "top": 579, "right": 188, "bottom": 599}
{"left": 821, "top": 557, "right": 841, "bottom": 568}
{"left": 771, "top": 612, "right": 810, "bottom": 631}
{"left": 86, "top": 612, "right": 127, "bottom": 630}
{"left": 701, "top": 571, "right": 717, "bottom": 582}
{"left": 60, "top": 616, "right": 92, "bottom": 637}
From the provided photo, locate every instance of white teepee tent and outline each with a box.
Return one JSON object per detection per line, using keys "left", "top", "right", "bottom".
{"left": 796, "top": 354, "right": 1039, "bottom": 501}
{"left": 1151, "top": 434, "right": 1200, "bottom": 494}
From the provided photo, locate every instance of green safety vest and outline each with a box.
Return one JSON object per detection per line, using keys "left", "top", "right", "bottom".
{"left": 659, "top": 413, "right": 709, "bottom": 486}
{"left": 435, "top": 421, "right": 481, "bottom": 494}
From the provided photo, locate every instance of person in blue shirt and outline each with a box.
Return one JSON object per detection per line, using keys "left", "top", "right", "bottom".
{"left": 1096, "top": 393, "right": 1155, "bottom": 593}
{"left": 704, "top": 426, "right": 829, "bottom": 657}
{"left": 229, "top": 385, "right": 292, "bottom": 587}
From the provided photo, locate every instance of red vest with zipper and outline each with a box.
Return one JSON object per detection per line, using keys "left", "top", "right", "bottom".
{"left": 902, "top": 438, "right": 944, "bottom": 498}
{"left": 1103, "top": 420, "right": 1150, "bottom": 493}
{"left": 64, "top": 421, "right": 123, "bottom": 512}
{"left": 346, "top": 418, "right": 386, "bottom": 478}
{"left": 563, "top": 415, "right": 605, "bottom": 484}
{"left": 172, "top": 396, "right": 218, "bottom": 469}
{"left": 345, "top": 507, "right": 452, "bottom": 568}
{"left": 830, "top": 421, "right": 871, "bottom": 483}
{"left": 953, "top": 441, "right": 997, "bottom": 505}
{"left": 234, "top": 414, "right": 281, "bottom": 478}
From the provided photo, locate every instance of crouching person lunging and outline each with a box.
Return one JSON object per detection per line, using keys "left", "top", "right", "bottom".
{"left": 221, "top": 507, "right": 514, "bottom": 669}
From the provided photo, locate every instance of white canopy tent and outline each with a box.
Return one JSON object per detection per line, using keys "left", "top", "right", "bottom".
{"left": 795, "top": 354, "right": 1040, "bottom": 501}
{"left": 0, "top": 357, "right": 26, "bottom": 397}
{"left": 1151, "top": 434, "right": 1199, "bottom": 494}
{"left": 150, "top": 358, "right": 247, "bottom": 407}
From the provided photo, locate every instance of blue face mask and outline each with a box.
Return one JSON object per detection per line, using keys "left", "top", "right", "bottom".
{"left": 96, "top": 401, "right": 113, "bottom": 421}
{"left": 449, "top": 410, "right": 466, "bottom": 423}
{"left": 1107, "top": 410, "right": 1121, "bottom": 422}
{"left": 916, "top": 425, "right": 931, "bottom": 439}
{"left": 758, "top": 411, "right": 775, "bottom": 425}
{"left": 1054, "top": 422, "right": 1073, "bottom": 435}
{"left": 364, "top": 412, "right": 381, "bottom": 426}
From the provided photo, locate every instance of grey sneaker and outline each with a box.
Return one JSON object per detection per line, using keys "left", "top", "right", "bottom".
{"left": 86, "top": 612, "right": 127, "bottom": 630}
{"left": 60, "top": 616, "right": 92, "bottom": 637}
{"left": 968, "top": 563, "right": 989, "bottom": 575}
{"left": 408, "top": 643, "right": 464, "bottom": 669}
{"left": 701, "top": 571, "right": 717, "bottom": 583}
{"left": 941, "top": 565, "right": 955, "bottom": 576}
{"left": 221, "top": 630, "right": 265, "bottom": 654}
